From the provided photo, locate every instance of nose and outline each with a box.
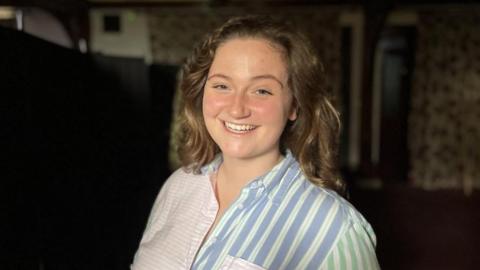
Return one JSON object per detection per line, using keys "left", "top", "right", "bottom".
{"left": 228, "top": 92, "right": 251, "bottom": 118}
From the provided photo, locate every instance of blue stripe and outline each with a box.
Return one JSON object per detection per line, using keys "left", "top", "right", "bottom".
{"left": 270, "top": 163, "right": 300, "bottom": 205}
{"left": 227, "top": 194, "right": 270, "bottom": 255}
{"left": 306, "top": 207, "right": 344, "bottom": 269}
{"left": 230, "top": 165, "right": 293, "bottom": 259}
{"left": 260, "top": 184, "right": 317, "bottom": 268}
{"left": 219, "top": 188, "right": 258, "bottom": 238}
{"left": 240, "top": 174, "right": 304, "bottom": 260}
{"left": 284, "top": 194, "right": 337, "bottom": 269}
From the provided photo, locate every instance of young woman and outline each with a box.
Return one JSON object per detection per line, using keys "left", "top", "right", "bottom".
{"left": 132, "top": 15, "right": 379, "bottom": 270}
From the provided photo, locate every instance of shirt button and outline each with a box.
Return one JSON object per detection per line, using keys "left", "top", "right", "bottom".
{"left": 238, "top": 204, "right": 244, "bottom": 210}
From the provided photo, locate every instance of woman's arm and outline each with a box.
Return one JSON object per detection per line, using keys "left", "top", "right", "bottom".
{"left": 321, "top": 222, "right": 380, "bottom": 269}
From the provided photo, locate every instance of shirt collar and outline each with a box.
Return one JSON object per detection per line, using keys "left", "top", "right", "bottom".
{"left": 200, "top": 153, "right": 223, "bottom": 175}
{"left": 200, "top": 150, "right": 301, "bottom": 204}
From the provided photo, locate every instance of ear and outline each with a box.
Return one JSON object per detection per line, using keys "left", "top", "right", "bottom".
{"left": 288, "top": 103, "right": 297, "bottom": 121}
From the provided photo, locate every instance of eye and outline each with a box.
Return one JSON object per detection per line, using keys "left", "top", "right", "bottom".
{"left": 212, "top": 84, "right": 229, "bottom": 90}
{"left": 255, "top": 88, "right": 273, "bottom": 96}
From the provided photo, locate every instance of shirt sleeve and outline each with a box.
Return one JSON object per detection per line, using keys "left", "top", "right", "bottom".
{"left": 321, "top": 221, "right": 380, "bottom": 270}
{"left": 131, "top": 175, "right": 174, "bottom": 270}
{"left": 136, "top": 176, "right": 173, "bottom": 244}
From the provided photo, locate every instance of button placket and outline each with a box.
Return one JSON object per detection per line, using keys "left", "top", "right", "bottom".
{"left": 211, "top": 236, "right": 217, "bottom": 243}
{"left": 213, "top": 179, "right": 265, "bottom": 246}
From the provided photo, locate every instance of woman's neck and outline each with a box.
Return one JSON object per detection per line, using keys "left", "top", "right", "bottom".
{"left": 219, "top": 151, "right": 284, "bottom": 189}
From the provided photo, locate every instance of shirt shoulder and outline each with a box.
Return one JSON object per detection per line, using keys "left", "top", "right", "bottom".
{"left": 140, "top": 168, "right": 209, "bottom": 237}
{"left": 296, "top": 180, "right": 379, "bottom": 269}
{"left": 158, "top": 167, "right": 210, "bottom": 202}
{"left": 298, "top": 176, "right": 374, "bottom": 236}
{"left": 148, "top": 168, "right": 194, "bottom": 213}
{"left": 155, "top": 166, "right": 210, "bottom": 205}
{"left": 288, "top": 177, "right": 376, "bottom": 269}
{"left": 163, "top": 167, "right": 201, "bottom": 189}
{"left": 318, "top": 190, "right": 380, "bottom": 269}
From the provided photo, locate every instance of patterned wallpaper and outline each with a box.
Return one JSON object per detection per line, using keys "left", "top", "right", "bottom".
{"left": 146, "top": 7, "right": 343, "bottom": 169}
{"left": 147, "top": 7, "right": 341, "bottom": 94}
{"left": 409, "top": 9, "right": 480, "bottom": 193}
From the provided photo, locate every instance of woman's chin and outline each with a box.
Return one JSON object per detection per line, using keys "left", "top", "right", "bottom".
{"left": 220, "top": 148, "right": 252, "bottom": 160}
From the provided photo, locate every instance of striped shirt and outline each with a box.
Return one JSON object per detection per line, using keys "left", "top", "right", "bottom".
{"left": 131, "top": 151, "right": 379, "bottom": 270}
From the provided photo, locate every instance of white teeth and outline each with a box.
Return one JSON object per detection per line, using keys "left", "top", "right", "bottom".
{"left": 225, "top": 122, "right": 256, "bottom": 132}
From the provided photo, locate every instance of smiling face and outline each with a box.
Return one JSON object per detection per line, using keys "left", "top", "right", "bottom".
{"left": 202, "top": 38, "right": 297, "bottom": 162}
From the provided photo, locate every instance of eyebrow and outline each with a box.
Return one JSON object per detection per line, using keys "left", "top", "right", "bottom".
{"left": 207, "top": 73, "right": 285, "bottom": 89}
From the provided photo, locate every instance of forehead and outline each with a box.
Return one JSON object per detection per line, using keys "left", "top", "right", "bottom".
{"left": 218, "top": 36, "right": 285, "bottom": 54}
{"left": 211, "top": 38, "right": 287, "bottom": 72}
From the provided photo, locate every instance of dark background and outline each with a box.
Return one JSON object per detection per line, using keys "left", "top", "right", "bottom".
{"left": 1, "top": 27, "right": 176, "bottom": 269}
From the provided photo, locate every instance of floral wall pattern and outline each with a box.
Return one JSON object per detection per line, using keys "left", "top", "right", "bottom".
{"left": 147, "top": 7, "right": 341, "bottom": 93}
{"left": 409, "top": 9, "right": 480, "bottom": 193}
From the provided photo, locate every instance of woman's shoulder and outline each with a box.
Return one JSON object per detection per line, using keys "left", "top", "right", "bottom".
{"left": 300, "top": 182, "right": 379, "bottom": 268}
{"left": 167, "top": 166, "right": 197, "bottom": 180}
{"left": 161, "top": 167, "right": 209, "bottom": 194}
{"left": 144, "top": 167, "right": 210, "bottom": 227}
{"left": 271, "top": 175, "right": 377, "bottom": 266}
{"left": 297, "top": 176, "right": 374, "bottom": 234}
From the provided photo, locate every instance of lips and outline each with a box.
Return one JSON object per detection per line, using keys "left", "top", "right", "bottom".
{"left": 224, "top": 121, "right": 258, "bottom": 133}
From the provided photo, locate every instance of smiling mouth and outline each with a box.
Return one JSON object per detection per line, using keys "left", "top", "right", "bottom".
{"left": 224, "top": 121, "right": 258, "bottom": 133}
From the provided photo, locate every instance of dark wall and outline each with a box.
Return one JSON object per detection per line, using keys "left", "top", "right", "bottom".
{"left": 0, "top": 27, "right": 174, "bottom": 270}
{"left": 351, "top": 186, "right": 479, "bottom": 270}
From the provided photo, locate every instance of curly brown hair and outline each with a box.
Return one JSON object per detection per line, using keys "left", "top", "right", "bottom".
{"left": 176, "top": 15, "right": 345, "bottom": 194}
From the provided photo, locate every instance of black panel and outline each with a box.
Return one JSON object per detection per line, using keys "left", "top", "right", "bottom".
{"left": 0, "top": 26, "right": 167, "bottom": 270}
{"left": 103, "top": 14, "right": 121, "bottom": 33}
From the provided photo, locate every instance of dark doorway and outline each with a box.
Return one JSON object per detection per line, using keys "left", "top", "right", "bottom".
{"left": 377, "top": 26, "right": 416, "bottom": 183}
{"left": 340, "top": 26, "right": 352, "bottom": 173}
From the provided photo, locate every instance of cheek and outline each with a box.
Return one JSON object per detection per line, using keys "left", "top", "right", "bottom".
{"left": 251, "top": 100, "right": 290, "bottom": 124}
{"left": 203, "top": 92, "right": 226, "bottom": 118}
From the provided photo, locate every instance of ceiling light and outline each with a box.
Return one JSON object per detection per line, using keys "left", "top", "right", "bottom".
{"left": 0, "top": 7, "right": 15, "bottom": 20}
